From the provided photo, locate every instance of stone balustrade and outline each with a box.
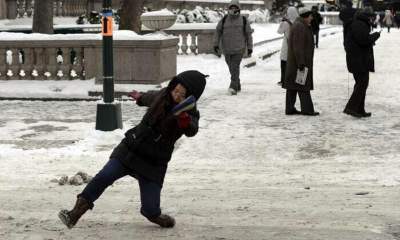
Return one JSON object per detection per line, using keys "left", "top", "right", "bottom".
{"left": 321, "top": 12, "right": 342, "bottom": 25}
{"left": 0, "top": 34, "right": 179, "bottom": 84}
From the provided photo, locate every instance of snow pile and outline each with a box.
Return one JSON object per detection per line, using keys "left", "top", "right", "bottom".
{"left": 52, "top": 171, "right": 93, "bottom": 186}
{"left": 142, "top": 8, "right": 175, "bottom": 17}
{"left": 173, "top": 6, "right": 269, "bottom": 23}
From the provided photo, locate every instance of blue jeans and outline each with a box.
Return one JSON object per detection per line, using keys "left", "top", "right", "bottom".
{"left": 79, "top": 158, "right": 162, "bottom": 218}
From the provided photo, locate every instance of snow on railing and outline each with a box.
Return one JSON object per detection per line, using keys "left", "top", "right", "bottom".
{"left": 0, "top": 44, "right": 84, "bottom": 80}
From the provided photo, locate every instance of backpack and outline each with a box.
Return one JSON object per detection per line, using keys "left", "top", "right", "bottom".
{"left": 221, "top": 15, "right": 247, "bottom": 34}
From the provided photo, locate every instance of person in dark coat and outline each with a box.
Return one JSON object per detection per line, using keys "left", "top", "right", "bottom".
{"left": 311, "top": 6, "right": 323, "bottom": 48}
{"left": 58, "top": 70, "right": 207, "bottom": 229}
{"left": 339, "top": 1, "right": 357, "bottom": 46}
{"left": 344, "top": 9, "right": 380, "bottom": 118}
{"left": 282, "top": 7, "right": 319, "bottom": 116}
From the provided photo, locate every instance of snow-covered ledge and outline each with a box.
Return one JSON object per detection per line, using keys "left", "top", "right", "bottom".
{"left": 0, "top": 31, "right": 179, "bottom": 84}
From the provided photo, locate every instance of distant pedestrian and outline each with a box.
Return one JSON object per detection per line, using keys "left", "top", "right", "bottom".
{"left": 277, "top": 6, "right": 299, "bottom": 85}
{"left": 58, "top": 70, "right": 207, "bottom": 229}
{"left": 214, "top": 0, "right": 253, "bottom": 95}
{"left": 339, "top": 1, "right": 356, "bottom": 46}
{"left": 382, "top": 9, "right": 394, "bottom": 32}
{"left": 344, "top": 9, "right": 380, "bottom": 118}
{"left": 311, "top": 6, "right": 323, "bottom": 48}
{"left": 282, "top": 7, "right": 319, "bottom": 116}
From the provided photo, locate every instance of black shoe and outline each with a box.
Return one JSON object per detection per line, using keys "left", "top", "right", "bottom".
{"left": 301, "top": 111, "right": 320, "bottom": 116}
{"left": 361, "top": 112, "right": 372, "bottom": 117}
{"left": 343, "top": 108, "right": 362, "bottom": 118}
{"left": 285, "top": 109, "right": 301, "bottom": 115}
{"left": 147, "top": 214, "right": 175, "bottom": 228}
{"left": 277, "top": 81, "right": 282, "bottom": 85}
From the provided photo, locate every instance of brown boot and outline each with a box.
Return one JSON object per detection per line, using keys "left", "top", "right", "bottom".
{"left": 58, "top": 197, "right": 92, "bottom": 229}
{"left": 148, "top": 214, "right": 176, "bottom": 228}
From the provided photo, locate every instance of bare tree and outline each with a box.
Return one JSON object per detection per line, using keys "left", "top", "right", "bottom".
{"left": 119, "top": 0, "right": 145, "bottom": 33}
{"left": 32, "top": 0, "right": 54, "bottom": 34}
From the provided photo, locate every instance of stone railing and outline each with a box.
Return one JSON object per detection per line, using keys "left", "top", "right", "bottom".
{"left": 321, "top": 12, "right": 342, "bottom": 25}
{"left": 166, "top": 29, "right": 215, "bottom": 55}
{"left": 142, "top": 23, "right": 217, "bottom": 55}
{"left": 0, "top": 35, "right": 179, "bottom": 84}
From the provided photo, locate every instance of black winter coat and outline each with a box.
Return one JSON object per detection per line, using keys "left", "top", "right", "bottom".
{"left": 345, "top": 13, "right": 379, "bottom": 73}
{"left": 282, "top": 17, "right": 315, "bottom": 91}
{"left": 311, "top": 12, "right": 323, "bottom": 32}
{"left": 110, "top": 89, "right": 200, "bottom": 187}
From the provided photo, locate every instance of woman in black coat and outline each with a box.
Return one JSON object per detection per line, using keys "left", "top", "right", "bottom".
{"left": 344, "top": 9, "right": 380, "bottom": 118}
{"left": 59, "top": 70, "right": 207, "bottom": 229}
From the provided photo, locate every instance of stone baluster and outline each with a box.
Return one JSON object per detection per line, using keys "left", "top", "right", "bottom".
{"left": 181, "top": 34, "right": 188, "bottom": 55}
{"left": 0, "top": 48, "right": 6, "bottom": 80}
{"left": 44, "top": 48, "right": 58, "bottom": 80}
{"left": 26, "top": 0, "right": 33, "bottom": 17}
{"left": 33, "top": 48, "right": 45, "bottom": 79}
{"left": 7, "top": 48, "right": 19, "bottom": 80}
{"left": 74, "top": 47, "right": 84, "bottom": 79}
{"left": 189, "top": 34, "right": 198, "bottom": 55}
{"left": 17, "top": 0, "right": 25, "bottom": 18}
{"left": 54, "top": 0, "right": 61, "bottom": 17}
{"left": 72, "top": 0, "right": 78, "bottom": 16}
{"left": 63, "top": 0, "right": 70, "bottom": 16}
{"left": 58, "top": 47, "right": 70, "bottom": 80}
{"left": 21, "top": 48, "right": 34, "bottom": 79}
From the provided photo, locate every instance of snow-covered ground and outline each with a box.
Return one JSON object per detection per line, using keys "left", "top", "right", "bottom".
{"left": 0, "top": 27, "right": 399, "bottom": 239}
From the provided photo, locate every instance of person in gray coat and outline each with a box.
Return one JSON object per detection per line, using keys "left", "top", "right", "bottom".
{"left": 282, "top": 7, "right": 319, "bottom": 116}
{"left": 277, "top": 6, "right": 299, "bottom": 85}
{"left": 214, "top": 0, "right": 253, "bottom": 95}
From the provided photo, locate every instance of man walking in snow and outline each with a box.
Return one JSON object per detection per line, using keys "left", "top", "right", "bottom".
{"left": 311, "top": 6, "right": 323, "bottom": 48}
{"left": 343, "top": 8, "right": 380, "bottom": 118}
{"left": 214, "top": 0, "right": 253, "bottom": 95}
{"left": 282, "top": 7, "right": 319, "bottom": 116}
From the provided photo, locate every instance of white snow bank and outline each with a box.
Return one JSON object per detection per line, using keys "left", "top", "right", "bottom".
{"left": 142, "top": 9, "right": 175, "bottom": 17}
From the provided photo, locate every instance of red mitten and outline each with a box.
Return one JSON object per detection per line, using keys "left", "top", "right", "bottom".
{"left": 128, "top": 90, "right": 141, "bottom": 101}
{"left": 177, "top": 112, "right": 191, "bottom": 129}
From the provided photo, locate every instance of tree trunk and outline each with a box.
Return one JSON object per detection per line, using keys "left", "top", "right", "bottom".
{"left": 119, "top": 0, "right": 145, "bottom": 33}
{"left": 32, "top": 0, "right": 54, "bottom": 34}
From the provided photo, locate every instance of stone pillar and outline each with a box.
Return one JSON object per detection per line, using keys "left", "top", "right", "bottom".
{"left": 6, "top": 0, "right": 17, "bottom": 19}
{"left": 0, "top": 0, "right": 7, "bottom": 19}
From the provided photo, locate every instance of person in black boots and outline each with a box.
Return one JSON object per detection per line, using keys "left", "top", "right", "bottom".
{"left": 58, "top": 70, "right": 207, "bottom": 229}
{"left": 344, "top": 9, "right": 380, "bottom": 118}
{"left": 311, "top": 6, "right": 323, "bottom": 48}
{"left": 282, "top": 7, "right": 319, "bottom": 116}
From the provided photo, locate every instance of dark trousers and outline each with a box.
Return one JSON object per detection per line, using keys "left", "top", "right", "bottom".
{"left": 286, "top": 89, "right": 315, "bottom": 113}
{"left": 345, "top": 71, "right": 369, "bottom": 114}
{"left": 79, "top": 158, "right": 162, "bottom": 218}
{"left": 280, "top": 60, "right": 287, "bottom": 83}
{"left": 224, "top": 53, "right": 243, "bottom": 90}
{"left": 313, "top": 31, "right": 319, "bottom": 47}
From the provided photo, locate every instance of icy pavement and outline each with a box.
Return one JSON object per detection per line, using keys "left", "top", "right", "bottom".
{"left": 0, "top": 28, "right": 399, "bottom": 239}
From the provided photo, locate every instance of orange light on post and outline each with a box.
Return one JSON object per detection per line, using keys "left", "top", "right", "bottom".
{"left": 102, "top": 16, "right": 113, "bottom": 36}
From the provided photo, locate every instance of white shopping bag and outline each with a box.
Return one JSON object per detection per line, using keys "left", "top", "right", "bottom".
{"left": 295, "top": 67, "right": 308, "bottom": 85}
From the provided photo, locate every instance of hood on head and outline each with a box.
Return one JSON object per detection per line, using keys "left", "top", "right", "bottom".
{"left": 168, "top": 70, "right": 208, "bottom": 100}
{"left": 356, "top": 7, "right": 375, "bottom": 22}
{"left": 229, "top": 0, "right": 241, "bottom": 9}
{"left": 286, "top": 6, "right": 299, "bottom": 23}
